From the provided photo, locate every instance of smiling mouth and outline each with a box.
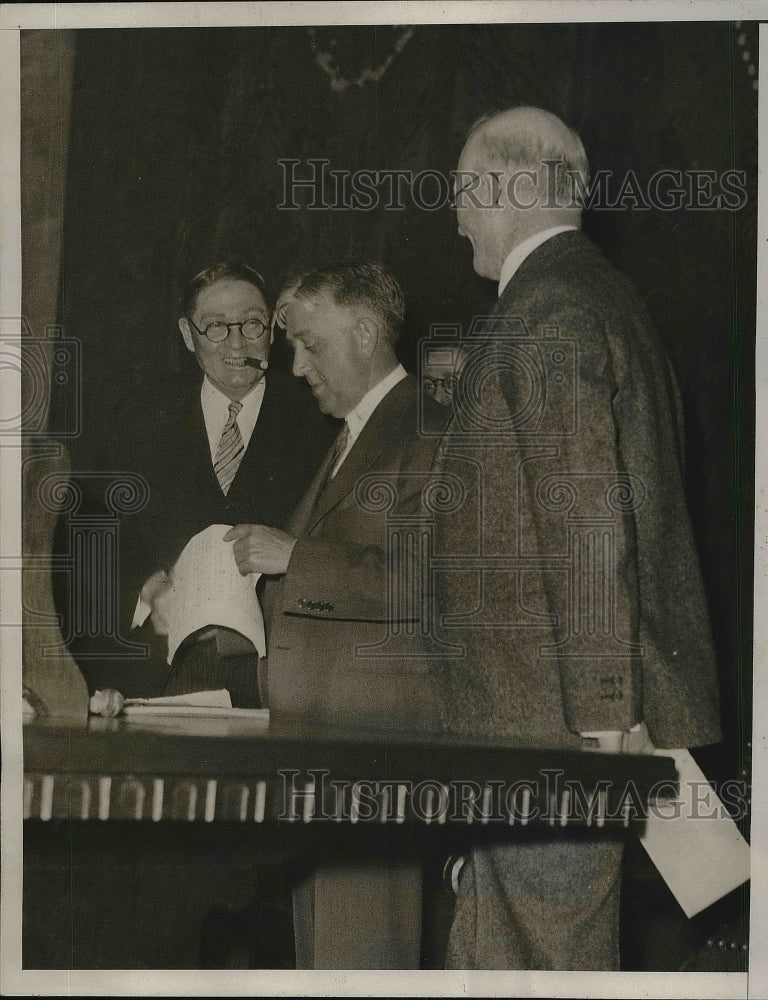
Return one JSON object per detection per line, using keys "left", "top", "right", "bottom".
{"left": 224, "top": 358, "right": 248, "bottom": 368}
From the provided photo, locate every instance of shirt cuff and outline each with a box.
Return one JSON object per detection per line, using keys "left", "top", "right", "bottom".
{"left": 580, "top": 723, "right": 643, "bottom": 738}
{"left": 132, "top": 593, "right": 151, "bottom": 629}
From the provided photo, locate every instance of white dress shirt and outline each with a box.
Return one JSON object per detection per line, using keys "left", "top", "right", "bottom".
{"left": 132, "top": 376, "right": 267, "bottom": 626}
{"left": 330, "top": 363, "right": 408, "bottom": 477}
{"left": 498, "top": 224, "right": 578, "bottom": 297}
{"left": 200, "top": 375, "right": 266, "bottom": 460}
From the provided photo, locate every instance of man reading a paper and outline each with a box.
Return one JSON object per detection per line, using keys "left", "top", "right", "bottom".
{"left": 92, "top": 261, "right": 336, "bottom": 706}
{"left": 225, "top": 261, "right": 448, "bottom": 968}
{"left": 225, "top": 261, "right": 447, "bottom": 732}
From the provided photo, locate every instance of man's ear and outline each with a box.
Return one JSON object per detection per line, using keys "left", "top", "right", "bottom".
{"left": 356, "top": 316, "right": 379, "bottom": 358}
{"left": 178, "top": 317, "right": 196, "bottom": 353}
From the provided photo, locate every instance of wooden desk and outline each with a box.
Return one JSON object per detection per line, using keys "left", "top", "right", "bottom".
{"left": 24, "top": 714, "right": 675, "bottom": 827}
{"left": 23, "top": 716, "right": 676, "bottom": 968}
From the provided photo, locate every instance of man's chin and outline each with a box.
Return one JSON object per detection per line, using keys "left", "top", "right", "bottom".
{"left": 315, "top": 393, "right": 341, "bottom": 419}
{"left": 473, "top": 256, "right": 497, "bottom": 281}
{"left": 211, "top": 371, "right": 262, "bottom": 399}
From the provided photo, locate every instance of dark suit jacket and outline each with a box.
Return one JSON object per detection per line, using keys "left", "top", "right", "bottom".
{"left": 265, "top": 374, "right": 448, "bottom": 734}
{"left": 434, "top": 230, "right": 722, "bottom": 749}
{"left": 78, "top": 370, "right": 337, "bottom": 697}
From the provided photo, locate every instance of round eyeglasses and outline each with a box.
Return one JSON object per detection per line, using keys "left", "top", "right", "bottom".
{"left": 423, "top": 375, "right": 458, "bottom": 397}
{"left": 185, "top": 315, "right": 269, "bottom": 343}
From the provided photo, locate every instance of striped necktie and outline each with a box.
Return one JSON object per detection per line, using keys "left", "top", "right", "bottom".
{"left": 326, "top": 421, "right": 350, "bottom": 482}
{"left": 214, "top": 400, "right": 244, "bottom": 495}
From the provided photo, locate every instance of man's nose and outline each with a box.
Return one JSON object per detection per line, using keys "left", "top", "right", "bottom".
{"left": 292, "top": 344, "right": 308, "bottom": 377}
{"left": 227, "top": 324, "right": 246, "bottom": 349}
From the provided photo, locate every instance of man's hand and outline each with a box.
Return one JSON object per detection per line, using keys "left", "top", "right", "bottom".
{"left": 581, "top": 730, "right": 624, "bottom": 753}
{"left": 223, "top": 524, "right": 297, "bottom": 576}
{"left": 140, "top": 570, "right": 174, "bottom": 636}
{"left": 620, "top": 722, "right": 656, "bottom": 754}
{"left": 580, "top": 723, "right": 656, "bottom": 754}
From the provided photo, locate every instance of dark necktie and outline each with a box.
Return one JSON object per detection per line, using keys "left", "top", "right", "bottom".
{"left": 324, "top": 422, "right": 350, "bottom": 486}
{"left": 214, "top": 401, "right": 244, "bottom": 495}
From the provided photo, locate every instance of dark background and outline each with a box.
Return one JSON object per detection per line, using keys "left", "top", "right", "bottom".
{"left": 16, "top": 22, "right": 757, "bottom": 971}
{"left": 26, "top": 21, "right": 756, "bottom": 970}
{"left": 53, "top": 21, "right": 757, "bottom": 779}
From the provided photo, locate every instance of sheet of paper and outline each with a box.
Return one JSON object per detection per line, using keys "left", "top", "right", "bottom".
{"left": 122, "top": 705, "right": 270, "bottom": 720}
{"left": 120, "top": 688, "right": 269, "bottom": 720}
{"left": 640, "top": 747, "right": 750, "bottom": 917}
{"left": 162, "top": 524, "right": 266, "bottom": 664}
{"left": 124, "top": 689, "right": 233, "bottom": 709}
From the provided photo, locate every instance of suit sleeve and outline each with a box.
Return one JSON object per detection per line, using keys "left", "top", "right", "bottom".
{"left": 279, "top": 537, "right": 391, "bottom": 621}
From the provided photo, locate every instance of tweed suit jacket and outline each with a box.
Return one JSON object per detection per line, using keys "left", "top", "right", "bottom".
{"left": 78, "top": 370, "right": 336, "bottom": 697}
{"left": 433, "top": 230, "right": 722, "bottom": 749}
{"left": 265, "top": 374, "right": 449, "bottom": 734}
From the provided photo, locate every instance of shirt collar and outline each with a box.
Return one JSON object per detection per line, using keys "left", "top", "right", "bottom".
{"left": 498, "top": 225, "right": 578, "bottom": 297}
{"left": 201, "top": 374, "right": 266, "bottom": 413}
{"left": 345, "top": 364, "right": 407, "bottom": 442}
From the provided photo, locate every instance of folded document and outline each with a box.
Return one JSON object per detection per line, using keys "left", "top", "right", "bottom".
{"left": 124, "top": 690, "right": 268, "bottom": 720}
{"left": 640, "top": 748, "right": 750, "bottom": 917}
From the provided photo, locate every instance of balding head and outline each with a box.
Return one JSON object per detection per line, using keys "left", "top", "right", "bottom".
{"left": 463, "top": 107, "right": 589, "bottom": 202}
{"left": 455, "top": 106, "right": 589, "bottom": 279}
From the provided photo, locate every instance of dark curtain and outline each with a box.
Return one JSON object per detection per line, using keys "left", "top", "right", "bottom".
{"left": 55, "top": 22, "right": 756, "bottom": 776}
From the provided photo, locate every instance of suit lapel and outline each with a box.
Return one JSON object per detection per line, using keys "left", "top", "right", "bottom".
{"left": 290, "top": 376, "right": 414, "bottom": 537}
{"left": 306, "top": 415, "right": 383, "bottom": 532}
{"left": 287, "top": 441, "right": 338, "bottom": 535}
{"left": 177, "top": 383, "right": 220, "bottom": 497}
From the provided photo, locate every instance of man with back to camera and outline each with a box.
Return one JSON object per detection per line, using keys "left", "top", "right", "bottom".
{"left": 88, "top": 260, "right": 336, "bottom": 706}
{"left": 224, "top": 261, "right": 449, "bottom": 968}
{"left": 433, "top": 106, "right": 722, "bottom": 968}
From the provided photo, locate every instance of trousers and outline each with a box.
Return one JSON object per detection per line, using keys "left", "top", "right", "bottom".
{"left": 446, "top": 835, "right": 624, "bottom": 970}
{"left": 293, "top": 860, "right": 423, "bottom": 969}
{"left": 162, "top": 628, "right": 260, "bottom": 707}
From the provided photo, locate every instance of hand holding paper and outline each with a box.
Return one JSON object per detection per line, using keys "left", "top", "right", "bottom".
{"left": 146, "top": 570, "right": 174, "bottom": 636}
{"left": 132, "top": 569, "right": 172, "bottom": 634}
{"left": 224, "top": 523, "right": 297, "bottom": 575}
{"left": 147, "top": 524, "right": 267, "bottom": 664}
